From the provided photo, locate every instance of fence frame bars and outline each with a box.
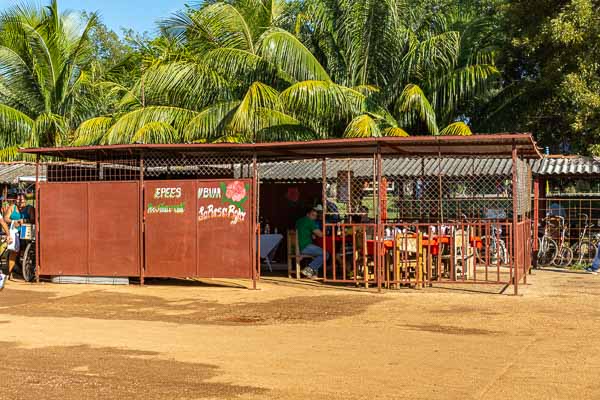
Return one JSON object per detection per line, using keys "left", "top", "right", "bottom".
{"left": 533, "top": 176, "right": 540, "bottom": 269}
{"left": 321, "top": 158, "right": 327, "bottom": 282}
{"left": 512, "top": 143, "right": 519, "bottom": 295}
{"left": 35, "top": 154, "right": 40, "bottom": 283}
{"left": 352, "top": 226, "right": 357, "bottom": 284}
{"left": 375, "top": 151, "right": 382, "bottom": 292}
{"left": 251, "top": 155, "right": 258, "bottom": 289}
{"left": 139, "top": 153, "right": 145, "bottom": 286}
{"left": 341, "top": 225, "right": 346, "bottom": 282}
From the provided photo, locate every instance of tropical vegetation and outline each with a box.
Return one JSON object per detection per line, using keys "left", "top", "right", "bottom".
{"left": 0, "top": 0, "right": 598, "bottom": 159}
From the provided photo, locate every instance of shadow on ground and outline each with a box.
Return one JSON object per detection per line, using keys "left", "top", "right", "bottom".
{"left": 0, "top": 341, "right": 266, "bottom": 400}
{"left": 0, "top": 288, "right": 384, "bottom": 325}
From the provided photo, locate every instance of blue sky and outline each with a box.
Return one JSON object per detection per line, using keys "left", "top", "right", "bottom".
{"left": 0, "top": 0, "right": 188, "bottom": 34}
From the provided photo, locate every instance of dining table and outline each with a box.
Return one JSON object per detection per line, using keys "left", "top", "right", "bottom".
{"left": 315, "top": 234, "right": 482, "bottom": 256}
{"left": 369, "top": 235, "right": 481, "bottom": 255}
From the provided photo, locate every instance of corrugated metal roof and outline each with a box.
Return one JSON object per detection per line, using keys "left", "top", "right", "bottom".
{"left": 259, "top": 156, "right": 600, "bottom": 181}
{"left": 259, "top": 158, "right": 514, "bottom": 181}
{"left": 531, "top": 156, "right": 600, "bottom": 176}
{"left": 0, "top": 163, "right": 36, "bottom": 184}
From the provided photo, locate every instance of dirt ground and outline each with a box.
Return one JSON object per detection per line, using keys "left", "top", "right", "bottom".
{"left": 0, "top": 270, "right": 598, "bottom": 400}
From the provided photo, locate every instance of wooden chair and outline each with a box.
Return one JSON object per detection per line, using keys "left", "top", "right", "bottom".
{"left": 393, "top": 232, "right": 424, "bottom": 288}
{"left": 442, "top": 228, "right": 475, "bottom": 280}
{"left": 287, "top": 230, "right": 314, "bottom": 279}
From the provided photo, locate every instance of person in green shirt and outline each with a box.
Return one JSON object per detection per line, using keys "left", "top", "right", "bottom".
{"left": 295, "top": 207, "right": 328, "bottom": 278}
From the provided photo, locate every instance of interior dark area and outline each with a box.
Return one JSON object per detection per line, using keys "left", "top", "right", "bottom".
{"left": 259, "top": 181, "right": 321, "bottom": 273}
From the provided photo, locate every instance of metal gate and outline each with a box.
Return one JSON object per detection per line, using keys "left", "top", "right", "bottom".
{"left": 39, "top": 182, "right": 140, "bottom": 277}
{"left": 144, "top": 179, "right": 253, "bottom": 279}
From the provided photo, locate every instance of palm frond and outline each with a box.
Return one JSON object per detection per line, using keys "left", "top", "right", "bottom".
{"left": 0, "top": 104, "right": 34, "bottom": 147}
{"left": 343, "top": 114, "right": 380, "bottom": 138}
{"left": 230, "top": 81, "right": 281, "bottom": 137}
{"left": 32, "top": 112, "right": 68, "bottom": 146}
{"left": 439, "top": 121, "right": 472, "bottom": 136}
{"left": 163, "top": 3, "right": 256, "bottom": 53}
{"left": 280, "top": 80, "right": 355, "bottom": 137}
{"left": 402, "top": 31, "right": 460, "bottom": 78}
{"left": 396, "top": 84, "right": 439, "bottom": 135}
{"left": 103, "top": 106, "right": 198, "bottom": 144}
{"left": 133, "top": 121, "right": 179, "bottom": 144}
{"left": 202, "top": 47, "right": 276, "bottom": 84}
{"left": 129, "top": 61, "right": 232, "bottom": 111}
{"left": 72, "top": 116, "right": 114, "bottom": 146}
{"left": 0, "top": 145, "right": 24, "bottom": 161}
{"left": 382, "top": 127, "right": 409, "bottom": 137}
{"left": 183, "top": 101, "right": 241, "bottom": 142}
{"left": 258, "top": 28, "right": 330, "bottom": 82}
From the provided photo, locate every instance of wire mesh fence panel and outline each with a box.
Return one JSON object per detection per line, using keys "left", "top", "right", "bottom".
{"left": 41, "top": 157, "right": 140, "bottom": 183}
{"left": 380, "top": 157, "right": 514, "bottom": 224}
{"left": 538, "top": 196, "right": 600, "bottom": 264}
{"left": 144, "top": 153, "right": 254, "bottom": 180}
{"left": 39, "top": 153, "right": 255, "bottom": 183}
{"left": 516, "top": 158, "right": 532, "bottom": 220}
{"left": 378, "top": 156, "right": 519, "bottom": 286}
{"left": 321, "top": 158, "right": 378, "bottom": 285}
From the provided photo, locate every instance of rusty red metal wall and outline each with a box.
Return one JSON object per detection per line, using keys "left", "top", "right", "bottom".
{"left": 39, "top": 183, "right": 88, "bottom": 275}
{"left": 144, "top": 179, "right": 253, "bottom": 279}
{"left": 196, "top": 179, "right": 253, "bottom": 278}
{"left": 39, "top": 182, "right": 140, "bottom": 277}
{"left": 88, "top": 183, "right": 140, "bottom": 276}
{"left": 144, "top": 180, "right": 197, "bottom": 277}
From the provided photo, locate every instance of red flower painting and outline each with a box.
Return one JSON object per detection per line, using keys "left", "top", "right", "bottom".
{"left": 226, "top": 180, "right": 247, "bottom": 202}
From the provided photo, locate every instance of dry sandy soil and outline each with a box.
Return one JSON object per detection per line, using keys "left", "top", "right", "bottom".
{"left": 0, "top": 270, "right": 598, "bottom": 400}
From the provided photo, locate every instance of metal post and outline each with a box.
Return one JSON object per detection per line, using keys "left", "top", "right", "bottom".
{"left": 321, "top": 158, "right": 327, "bottom": 282}
{"left": 437, "top": 144, "right": 443, "bottom": 224}
{"left": 139, "top": 154, "right": 145, "bottom": 286}
{"left": 252, "top": 155, "right": 258, "bottom": 290}
{"left": 533, "top": 177, "right": 540, "bottom": 270}
{"left": 512, "top": 144, "right": 519, "bottom": 295}
{"left": 376, "top": 149, "right": 382, "bottom": 292}
{"left": 35, "top": 155, "right": 40, "bottom": 283}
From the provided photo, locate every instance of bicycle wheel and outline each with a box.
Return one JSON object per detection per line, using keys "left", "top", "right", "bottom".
{"left": 498, "top": 240, "right": 509, "bottom": 265}
{"left": 21, "top": 242, "right": 35, "bottom": 282}
{"left": 571, "top": 241, "right": 596, "bottom": 265}
{"left": 0, "top": 240, "right": 8, "bottom": 275}
{"left": 477, "top": 236, "right": 497, "bottom": 264}
{"left": 554, "top": 246, "right": 573, "bottom": 267}
{"left": 538, "top": 238, "right": 558, "bottom": 266}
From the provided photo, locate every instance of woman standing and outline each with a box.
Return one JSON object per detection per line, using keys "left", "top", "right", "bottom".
{"left": 4, "top": 192, "right": 35, "bottom": 280}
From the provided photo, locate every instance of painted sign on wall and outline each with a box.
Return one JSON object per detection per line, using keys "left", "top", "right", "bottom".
{"left": 147, "top": 186, "right": 186, "bottom": 214}
{"left": 198, "top": 180, "right": 250, "bottom": 225}
{"left": 196, "top": 179, "right": 253, "bottom": 278}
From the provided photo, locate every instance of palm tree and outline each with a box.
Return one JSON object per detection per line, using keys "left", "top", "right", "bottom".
{"left": 72, "top": 0, "right": 500, "bottom": 145}
{"left": 0, "top": 0, "right": 103, "bottom": 159}
{"left": 305, "top": 0, "right": 500, "bottom": 135}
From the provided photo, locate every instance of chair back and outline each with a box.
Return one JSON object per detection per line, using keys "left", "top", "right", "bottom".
{"left": 287, "top": 230, "right": 299, "bottom": 257}
{"left": 395, "top": 233, "right": 419, "bottom": 254}
{"left": 286, "top": 229, "right": 298, "bottom": 257}
{"left": 453, "top": 227, "right": 472, "bottom": 255}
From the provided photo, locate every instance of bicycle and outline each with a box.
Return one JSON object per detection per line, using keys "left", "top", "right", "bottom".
{"left": 477, "top": 222, "right": 509, "bottom": 266}
{"left": 553, "top": 216, "right": 573, "bottom": 267}
{"left": 538, "top": 216, "right": 573, "bottom": 267}
{"left": 537, "top": 216, "right": 559, "bottom": 266}
{"left": 570, "top": 214, "right": 598, "bottom": 265}
{"left": 0, "top": 228, "right": 36, "bottom": 282}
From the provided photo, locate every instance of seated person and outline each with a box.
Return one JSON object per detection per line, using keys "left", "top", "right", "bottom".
{"left": 548, "top": 202, "right": 566, "bottom": 219}
{"left": 296, "top": 207, "right": 329, "bottom": 278}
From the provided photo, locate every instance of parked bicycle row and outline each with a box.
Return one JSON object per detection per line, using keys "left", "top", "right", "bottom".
{"left": 538, "top": 214, "right": 600, "bottom": 267}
